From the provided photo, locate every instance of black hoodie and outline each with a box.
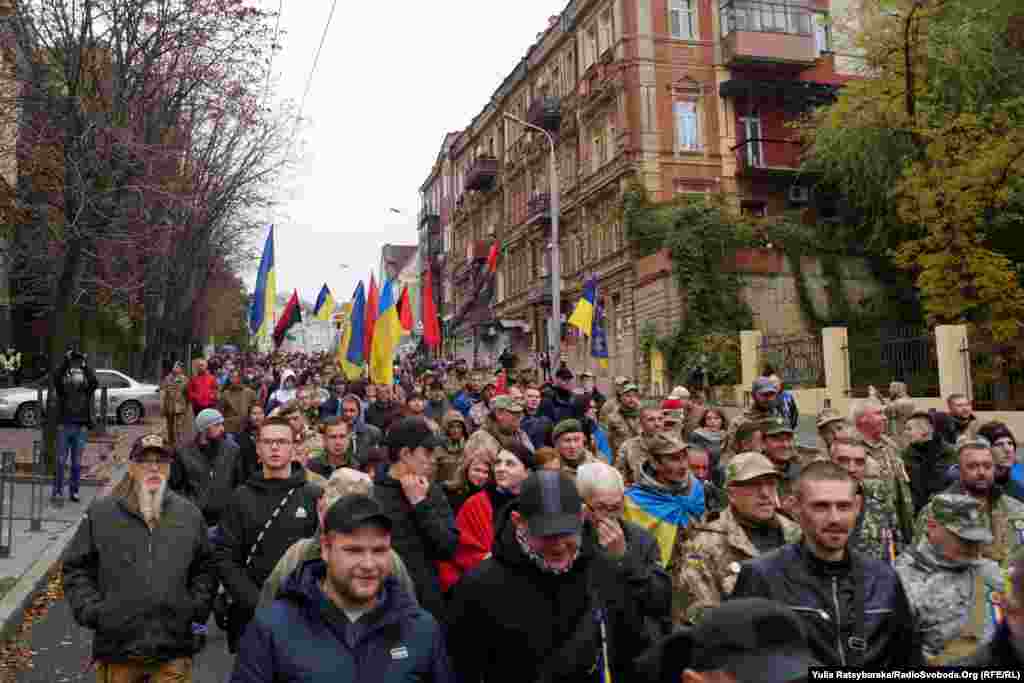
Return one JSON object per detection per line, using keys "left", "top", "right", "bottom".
{"left": 374, "top": 469, "right": 458, "bottom": 622}
{"left": 447, "top": 504, "right": 651, "bottom": 683}
{"left": 213, "top": 463, "right": 321, "bottom": 647}
{"left": 902, "top": 436, "right": 957, "bottom": 513}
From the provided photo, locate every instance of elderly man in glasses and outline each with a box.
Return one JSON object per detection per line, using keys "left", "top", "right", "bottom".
{"left": 64, "top": 434, "right": 217, "bottom": 682}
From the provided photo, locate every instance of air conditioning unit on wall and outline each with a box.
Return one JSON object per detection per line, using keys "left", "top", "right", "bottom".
{"left": 788, "top": 185, "right": 810, "bottom": 204}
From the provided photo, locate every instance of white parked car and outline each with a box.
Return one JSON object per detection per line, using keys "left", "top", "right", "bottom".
{"left": 0, "top": 369, "right": 160, "bottom": 428}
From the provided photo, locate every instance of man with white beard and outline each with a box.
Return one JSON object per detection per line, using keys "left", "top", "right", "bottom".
{"left": 64, "top": 434, "right": 216, "bottom": 682}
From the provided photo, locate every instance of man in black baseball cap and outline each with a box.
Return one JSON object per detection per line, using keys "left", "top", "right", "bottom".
{"left": 448, "top": 470, "right": 651, "bottom": 683}
{"left": 374, "top": 417, "right": 456, "bottom": 621}
{"left": 634, "top": 598, "right": 820, "bottom": 683}
{"left": 233, "top": 495, "right": 455, "bottom": 682}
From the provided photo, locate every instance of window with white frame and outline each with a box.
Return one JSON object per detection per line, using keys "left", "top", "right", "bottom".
{"left": 670, "top": 0, "right": 698, "bottom": 40}
{"left": 599, "top": 9, "right": 613, "bottom": 55}
{"left": 740, "top": 114, "right": 764, "bottom": 167}
{"left": 814, "top": 12, "right": 831, "bottom": 55}
{"left": 674, "top": 101, "right": 702, "bottom": 152}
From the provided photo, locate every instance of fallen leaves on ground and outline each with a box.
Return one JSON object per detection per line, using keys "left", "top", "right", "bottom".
{"left": 0, "top": 566, "right": 64, "bottom": 682}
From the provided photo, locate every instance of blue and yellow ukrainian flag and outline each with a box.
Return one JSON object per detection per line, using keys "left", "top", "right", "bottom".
{"left": 623, "top": 482, "right": 705, "bottom": 568}
{"left": 345, "top": 282, "right": 367, "bottom": 366}
{"left": 567, "top": 275, "right": 597, "bottom": 337}
{"left": 313, "top": 284, "right": 335, "bottom": 321}
{"left": 370, "top": 280, "right": 403, "bottom": 385}
{"left": 248, "top": 227, "right": 275, "bottom": 339}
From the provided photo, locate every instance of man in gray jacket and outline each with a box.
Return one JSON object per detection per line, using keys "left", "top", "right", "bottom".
{"left": 64, "top": 433, "right": 216, "bottom": 682}
{"left": 170, "top": 408, "right": 241, "bottom": 526}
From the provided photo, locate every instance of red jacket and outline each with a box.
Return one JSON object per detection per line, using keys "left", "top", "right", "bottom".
{"left": 438, "top": 489, "right": 496, "bottom": 593}
{"left": 186, "top": 373, "right": 219, "bottom": 411}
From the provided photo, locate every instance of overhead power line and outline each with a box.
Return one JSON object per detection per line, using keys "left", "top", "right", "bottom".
{"left": 291, "top": 0, "right": 339, "bottom": 141}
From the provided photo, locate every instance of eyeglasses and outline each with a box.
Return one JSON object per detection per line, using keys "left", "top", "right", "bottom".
{"left": 133, "top": 455, "right": 173, "bottom": 466}
{"left": 260, "top": 438, "right": 292, "bottom": 448}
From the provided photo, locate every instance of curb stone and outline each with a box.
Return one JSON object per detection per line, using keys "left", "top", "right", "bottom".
{"left": 0, "top": 461, "right": 128, "bottom": 645}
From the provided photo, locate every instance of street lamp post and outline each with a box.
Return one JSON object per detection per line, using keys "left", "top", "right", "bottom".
{"left": 503, "top": 112, "right": 560, "bottom": 369}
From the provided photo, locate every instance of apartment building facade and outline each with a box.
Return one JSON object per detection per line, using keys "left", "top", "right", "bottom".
{"left": 419, "top": 0, "right": 857, "bottom": 379}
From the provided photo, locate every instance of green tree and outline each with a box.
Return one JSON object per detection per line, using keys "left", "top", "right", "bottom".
{"left": 803, "top": 0, "right": 1024, "bottom": 340}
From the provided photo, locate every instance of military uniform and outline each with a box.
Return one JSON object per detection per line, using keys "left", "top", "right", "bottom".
{"left": 616, "top": 434, "right": 653, "bottom": 487}
{"left": 608, "top": 409, "right": 642, "bottom": 462}
{"left": 722, "top": 404, "right": 776, "bottom": 462}
{"left": 896, "top": 494, "right": 1004, "bottom": 664}
{"left": 851, "top": 479, "right": 905, "bottom": 564}
{"left": 160, "top": 371, "right": 190, "bottom": 447}
{"left": 598, "top": 376, "right": 630, "bottom": 427}
{"left": 859, "top": 431, "right": 916, "bottom": 542}
{"left": 915, "top": 485, "right": 1024, "bottom": 567}
{"left": 676, "top": 507, "right": 802, "bottom": 626}
{"left": 599, "top": 398, "right": 620, "bottom": 428}
{"left": 674, "top": 452, "right": 802, "bottom": 626}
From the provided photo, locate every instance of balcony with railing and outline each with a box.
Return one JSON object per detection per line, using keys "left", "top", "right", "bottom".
{"left": 464, "top": 156, "right": 499, "bottom": 192}
{"left": 526, "top": 275, "right": 552, "bottom": 305}
{"left": 526, "top": 192, "right": 551, "bottom": 226}
{"left": 720, "top": 1, "right": 817, "bottom": 66}
{"left": 419, "top": 206, "right": 440, "bottom": 230}
{"left": 526, "top": 96, "right": 561, "bottom": 133}
{"left": 732, "top": 138, "right": 804, "bottom": 176}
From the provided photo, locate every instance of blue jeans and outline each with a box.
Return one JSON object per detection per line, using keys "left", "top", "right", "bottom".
{"left": 55, "top": 423, "right": 87, "bottom": 496}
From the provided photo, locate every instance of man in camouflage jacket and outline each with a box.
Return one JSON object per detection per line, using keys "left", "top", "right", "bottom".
{"left": 675, "top": 452, "right": 801, "bottom": 626}
{"left": 615, "top": 403, "right": 665, "bottom": 486}
{"left": 896, "top": 494, "right": 1003, "bottom": 664}
{"left": 607, "top": 384, "right": 644, "bottom": 461}
{"left": 722, "top": 377, "right": 780, "bottom": 463}
{"left": 854, "top": 398, "right": 916, "bottom": 543}
{"left": 829, "top": 439, "right": 906, "bottom": 563}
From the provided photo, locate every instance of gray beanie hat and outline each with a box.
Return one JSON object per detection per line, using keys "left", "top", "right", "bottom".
{"left": 194, "top": 408, "right": 224, "bottom": 434}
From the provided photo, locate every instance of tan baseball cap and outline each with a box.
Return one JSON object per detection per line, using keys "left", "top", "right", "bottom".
{"left": 725, "top": 452, "right": 781, "bottom": 486}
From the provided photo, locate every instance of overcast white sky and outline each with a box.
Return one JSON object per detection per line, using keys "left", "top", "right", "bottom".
{"left": 256, "top": 0, "right": 566, "bottom": 306}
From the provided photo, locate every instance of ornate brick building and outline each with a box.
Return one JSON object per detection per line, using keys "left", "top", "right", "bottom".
{"left": 419, "top": 0, "right": 858, "bottom": 379}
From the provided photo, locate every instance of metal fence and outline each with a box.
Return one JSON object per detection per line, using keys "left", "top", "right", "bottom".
{"left": 845, "top": 326, "right": 939, "bottom": 398}
{"left": 967, "top": 338, "right": 1024, "bottom": 411}
{"left": 759, "top": 332, "right": 825, "bottom": 388}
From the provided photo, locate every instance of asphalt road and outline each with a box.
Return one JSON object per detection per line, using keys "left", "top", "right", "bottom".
{"left": 15, "top": 598, "right": 235, "bottom": 682}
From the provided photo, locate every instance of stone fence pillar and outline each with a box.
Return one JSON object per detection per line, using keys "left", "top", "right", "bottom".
{"left": 935, "top": 324, "right": 970, "bottom": 401}
{"left": 822, "top": 327, "right": 849, "bottom": 407}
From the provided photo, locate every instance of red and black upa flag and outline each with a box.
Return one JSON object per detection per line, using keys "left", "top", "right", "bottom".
{"left": 273, "top": 290, "right": 303, "bottom": 348}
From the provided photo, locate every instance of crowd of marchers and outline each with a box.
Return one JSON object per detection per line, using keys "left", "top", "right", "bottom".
{"left": 58, "top": 349, "right": 1024, "bottom": 682}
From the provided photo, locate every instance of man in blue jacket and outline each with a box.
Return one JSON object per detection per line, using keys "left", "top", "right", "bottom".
{"left": 231, "top": 494, "right": 454, "bottom": 683}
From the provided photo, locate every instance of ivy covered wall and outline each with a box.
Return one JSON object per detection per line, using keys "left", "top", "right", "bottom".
{"left": 624, "top": 185, "right": 920, "bottom": 387}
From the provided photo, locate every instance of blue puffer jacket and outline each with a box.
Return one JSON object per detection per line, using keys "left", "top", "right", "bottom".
{"left": 231, "top": 560, "right": 454, "bottom": 683}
